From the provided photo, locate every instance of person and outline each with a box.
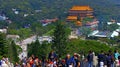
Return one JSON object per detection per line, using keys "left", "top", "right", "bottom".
{"left": 48, "top": 51, "right": 57, "bottom": 62}
{"left": 60, "top": 59, "right": 67, "bottom": 67}
{"left": 31, "top": 54, "right": 35, "bottom": 60}
{"left": 46, "top": 59, "right": 54, "bottom": 67}
{"left": 71, "top": 53, "right": 78, "bottom": 67}
{"left": 53, "top": 58, "right": 58, "bottom": 67}
{"left": 80, "top": 54, "right": 85, "bottom": 67}
{"left": 1, "top": 56, "right": 9, "bottom": 67}
{"left": 1, "top": 61, "right": 9, "bottom": 67}
{"left": 33, "top": 57, "right": 40, "bottom": 67}
{"left": 74, "top": 54, "right": 80, "bottom": 67}
{"left": 87, "top": 50, "right": 93, "bottom": 67}
{"left": 0, "top": 60, "right": 2, "bottom": 67}
{"left": 41, "top": 55, "right": 46, "bottom": 67}
{"left": 28, "top": 57, "right": 34, "bottom": 67}
{"left": 109, "top": 50, "right": 115, "bottom": 67}
{"left": 98, "top": 50, "right": 105, "bottom": 67}
{"left": 107, "top": 50, "right": 115, "bottom": 67}
{"left": 104, "top": 53, "right": 108, "bottom": 67}
{"left": 26, "top": 62, "right": 31, "bottom": 67}
{"left": 107, "top": 53, "right": 112, "bottom": 67}
{"left": 65, "top": 54, "right": 75, "bottom": 67}
{"left": 93, "top": 52, "right": 98, "bottom": 67}
{"left": 114, "top": 50, "right": 120, "bottom": 67}
{"left": 14, "top": 62, "right": 21, "bottom": 67}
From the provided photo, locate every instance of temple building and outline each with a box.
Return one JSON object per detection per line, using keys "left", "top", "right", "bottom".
{"left": 67, "top": 6, "right": 94, "bottom": 21}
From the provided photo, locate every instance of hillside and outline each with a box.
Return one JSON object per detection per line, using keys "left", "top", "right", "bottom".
{"left": 0, "top": 0, "right": 120, "bottom": 28}
{"left": 110, "top": 0, "right": 120, "bottom": 4}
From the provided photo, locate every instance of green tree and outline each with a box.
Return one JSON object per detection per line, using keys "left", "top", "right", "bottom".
{"left": 28, "top": 39, "right": 52, "bottom": 58}
{"left": 0, "top": 33, "right": 8, "bottom": 59}
{"left": 9, "top": 41, "right": 19, "bottom": 63}
{"left": 107, "top": 23, "right": 119, "bottom": 32}
{"left": 52, "top": 21, "right": 68, "bottom": 57}
{"left": 82, "top": 17, "right": 93, "bottom": 25}
{"left": 39, "top": 41, "right": 52, "bottom": 58}
{"left": 8, "top": 28, "right": 32, "bottom": 39}
{"left": 81, "top": 27, "right": 92, "bottom": 36}
{"left": 28, "top": 39, "right": 40, "bottom": 57}
{"left": 66, "top": 39, "right": 114, "bottom": 56}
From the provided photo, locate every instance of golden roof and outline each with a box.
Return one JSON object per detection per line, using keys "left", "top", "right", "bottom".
{"left": 70, "top": 6, "right": 93, "bottom": 11}
{"left": 67, "top": 16, "right": 77, "bottom": 20}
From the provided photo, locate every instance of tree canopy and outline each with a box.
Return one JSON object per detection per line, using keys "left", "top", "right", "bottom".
{"left": 0, "top": 33, "right": 8, "bottom": 59}
{"left": 52, "top": 21, "right": 68, "bottom": 57}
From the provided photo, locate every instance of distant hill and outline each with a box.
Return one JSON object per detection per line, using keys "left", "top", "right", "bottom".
{"left": 0, "top": 0, "right": 120, "bottom": 27}
{"left": 110, "top": 0, "right": 120, "bottom": 4}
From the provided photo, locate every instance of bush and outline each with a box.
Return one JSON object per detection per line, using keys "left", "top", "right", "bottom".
{"left": 65, "top": 39, "right": 114, "bottom": 57}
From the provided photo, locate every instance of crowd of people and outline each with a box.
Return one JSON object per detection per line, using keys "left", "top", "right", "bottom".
{"left": 0, "top": 50, "right": 120, "bottom": 67}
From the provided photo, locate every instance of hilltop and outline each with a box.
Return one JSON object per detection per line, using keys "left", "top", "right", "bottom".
{"left": 0, "top": 0, "right": 120, "bottom": 28}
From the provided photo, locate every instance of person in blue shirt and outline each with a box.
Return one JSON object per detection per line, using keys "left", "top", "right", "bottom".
{"left": 48, "top": 51, "right": 57, "bottom": 62}
{"left": 65, "top": 54, "right": 76, "bottom": 67}
{"left": 114, "top": 50, "right": 120, "bottom": 66}
{"left": 87, "top": 50, "right": 93, "bottom": 67}
{"left": 98, "top": 50, "right": 105, "bottom": 67}
{"left": 114, "top": 50, "right": 119, "bottom": 60}
{"left": 71, "top": 53, "right": 79, "bottom": 67}
{"left": 107, "top": 50, "right": 115, "bottom": 67}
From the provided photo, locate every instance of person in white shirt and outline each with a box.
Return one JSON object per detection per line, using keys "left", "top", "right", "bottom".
{"left": 1, "top": 61, "right": 8, "bottom": 67}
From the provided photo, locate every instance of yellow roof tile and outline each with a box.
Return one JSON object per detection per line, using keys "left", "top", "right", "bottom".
{"left": 70, "top": 6, "right": 93, "bottom": 11}
{"left": 67, "top": 16, "right": 77, "bottom": 20}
